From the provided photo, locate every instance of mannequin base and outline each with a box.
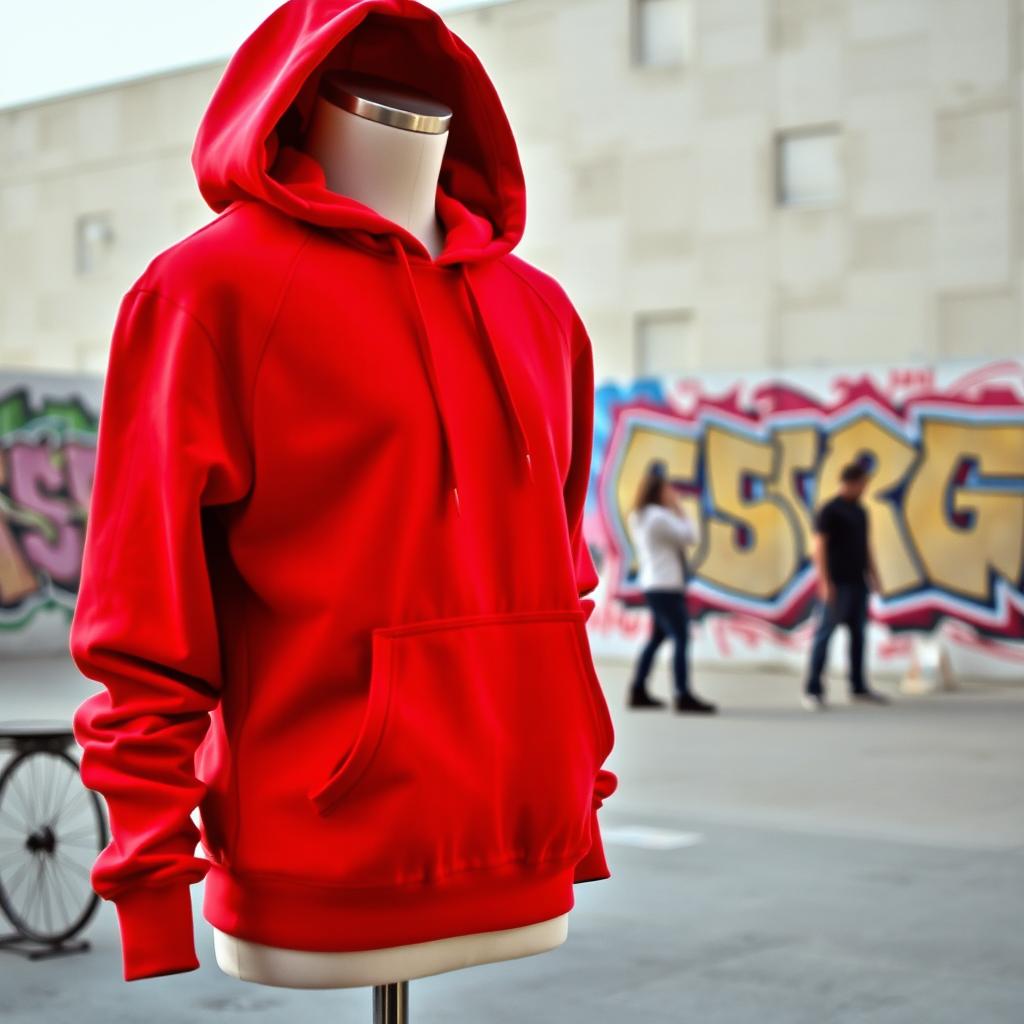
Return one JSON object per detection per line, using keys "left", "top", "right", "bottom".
{"left": 212, "top": 914, "right": 569, "bottom": 989}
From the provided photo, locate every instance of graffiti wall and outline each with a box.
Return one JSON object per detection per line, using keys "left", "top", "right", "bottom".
{"left": 0, "top": 371, "right": 101, "bottom": 655}
{"left": 586, "top": 359, "right": 1024, "bottom": 681}
{"left": 4, "top": 360, "right": 1024, "bottom": 680}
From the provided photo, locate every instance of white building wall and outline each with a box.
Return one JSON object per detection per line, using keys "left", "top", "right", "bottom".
{"left": 0, "top": 0, "right": 1021, "bottom": 381}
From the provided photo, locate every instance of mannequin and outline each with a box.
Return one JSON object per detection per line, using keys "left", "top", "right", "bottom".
{"left": 211, "top": 72, "right": 571, "bottom": 989}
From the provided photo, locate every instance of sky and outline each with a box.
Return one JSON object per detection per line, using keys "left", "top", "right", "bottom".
{"left": 1, "top": 0, "right": 503, "bottom": 110}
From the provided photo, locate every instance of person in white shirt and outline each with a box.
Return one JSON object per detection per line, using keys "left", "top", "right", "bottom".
{"left": 625, "top": 459, "right": 717, "bottom": 714}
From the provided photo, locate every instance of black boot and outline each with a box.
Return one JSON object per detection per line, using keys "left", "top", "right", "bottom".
{"left": 673, "top": 693, "right": 717, "bottom": 715}
{"left": 851, "top": 688, "right": 890, "bottom": 705}
{"left": 627, "top": 687, "right": 667, "bottom": 709}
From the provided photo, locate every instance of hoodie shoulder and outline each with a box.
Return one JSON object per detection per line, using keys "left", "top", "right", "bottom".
{"left": 497, "top": 254, "right": 588, "bottom": 360}
{"left": 128, "top": 201, "right": 312, "bottom": 349}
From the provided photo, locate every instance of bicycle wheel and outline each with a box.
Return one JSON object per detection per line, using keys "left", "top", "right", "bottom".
{"left": 0, "top": 748, "right": 107, "bottom": 944}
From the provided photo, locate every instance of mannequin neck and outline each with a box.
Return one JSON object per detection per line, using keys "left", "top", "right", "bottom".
{"left": 302, "top": 94, "right": 449, "bottom": 259}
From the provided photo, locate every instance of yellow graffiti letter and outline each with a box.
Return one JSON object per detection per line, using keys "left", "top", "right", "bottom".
{"left": 904, "top": 421, "right": 1024, "bottom": 601}
{"left": 697, "top": 425, "right": 800, "bottom": 598}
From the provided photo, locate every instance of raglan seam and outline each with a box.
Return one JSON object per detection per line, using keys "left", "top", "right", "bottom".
{"left": 247, "top": 231, "right": 316, "bottom": 442}
{"left": 127, "top": 286, "right": 255, "bottom": 475}
{"left": 126, "top": 226, "right": 313, "bottom": 489}
{"left": 496, "top": 258, "right": 575, "bottom": 357}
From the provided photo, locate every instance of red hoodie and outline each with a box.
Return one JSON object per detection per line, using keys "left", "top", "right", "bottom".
{"left": 69, "top": 0, "right": 617, "bottom": 984}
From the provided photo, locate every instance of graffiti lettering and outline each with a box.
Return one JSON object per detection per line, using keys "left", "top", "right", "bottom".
{"left": 905, "top": 422, "right": 1024, "bottom": 602}
{"left": 598, "top": 368, "right": 1024, "bottom": 638}
{"left": 0, "top": 384, "right": 97, "bottom": 624}
{"left": 697, "top": 426, "right": 801, "bottom": 599}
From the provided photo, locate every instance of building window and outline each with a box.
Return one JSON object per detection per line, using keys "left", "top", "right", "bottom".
{"left": 74, "top": 212, "right": 115, "bottom": 274}
{"left": 635, "top": 310, "right": 696, "bottom": 376}
{"left": 631, "top": 0, "right": 692, "bottom": 69}
{"left": 775, "top": 127, "right": 843, "bottom": 208}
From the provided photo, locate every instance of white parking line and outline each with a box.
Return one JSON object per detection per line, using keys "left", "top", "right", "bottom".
{"left": 601, "top": 826, "right": 706, "bottom": 850}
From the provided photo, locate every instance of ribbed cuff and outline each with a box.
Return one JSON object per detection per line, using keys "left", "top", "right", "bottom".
{"left": 572, "top": 805, "right": 611, "bottom": 883}
{"left": 113, "top": 883, "right": 199, "bottom": 981}
{"left": 580, "top": 597, "right": 596, "bottom": 623}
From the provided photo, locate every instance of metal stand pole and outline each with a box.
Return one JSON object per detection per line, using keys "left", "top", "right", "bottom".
{"left": 372, "top": 981, "right": 409, "bottom": 1024}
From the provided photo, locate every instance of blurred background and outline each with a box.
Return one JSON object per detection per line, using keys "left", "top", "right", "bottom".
{"left": 1, "top": 1, "right": 1022, "bottom": 1022}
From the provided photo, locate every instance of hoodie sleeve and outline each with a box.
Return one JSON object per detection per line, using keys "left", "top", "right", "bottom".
{"left": 69, "top": 286, "right": 252, "bottom": 982}
{"left": 563, "top": 306, "right": 618, "bottom": 885}
{"left": 562, "top": 309, "right": 601, "bottom": 623}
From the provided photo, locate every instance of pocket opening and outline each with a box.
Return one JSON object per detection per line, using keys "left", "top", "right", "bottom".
{"left": 307, "top": 632, "right": 395, "bottom": 816}
{"left": 304, "top": 608, "right": 610, "bottom": 885}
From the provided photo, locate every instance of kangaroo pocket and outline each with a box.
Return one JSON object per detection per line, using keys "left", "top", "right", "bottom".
{"left": 306, "top": 608, "right": 614, "bottom": 887}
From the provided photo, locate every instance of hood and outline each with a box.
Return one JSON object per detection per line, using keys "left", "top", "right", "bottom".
{"left": 191, "top": 0, "right": 535, "bottom": 517}
{"left": 191, "top": 0, "right": 526, "bottom": 266}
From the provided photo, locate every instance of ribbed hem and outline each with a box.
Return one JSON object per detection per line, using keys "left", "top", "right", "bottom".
{"left": 113, "top": 883, "right": 199, "bottom": 981}
{"left": 203, "top": 856, "right": 579, "bottom": 952}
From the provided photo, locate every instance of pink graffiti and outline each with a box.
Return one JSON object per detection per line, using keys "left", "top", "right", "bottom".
{"left": 7, "top": 442, "right": 83, "bottom": 586}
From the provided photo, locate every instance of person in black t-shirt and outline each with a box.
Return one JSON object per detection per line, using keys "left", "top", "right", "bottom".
{"left": 802, "top": 462, "right": 891, "bottom": 710}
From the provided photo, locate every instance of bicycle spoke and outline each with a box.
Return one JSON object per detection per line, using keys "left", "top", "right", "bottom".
{"left": 31, "top": 755, "right": 51, "bottom": 825}
{"left": 55, "top": 833, "right": 101, "bottom": 849}
{"left": 4, "top": 773, "right": 36, "bottom": 830}
{"left": 0, "top": 805, "right": 31, "bottom": 832}
{"left": 54, "top": 786, "right": 91, "bottom": 821}
{"left": 26, "top": 855, "right": 45, "bottom": 933}
{"left": 48, "top": 765, "right": 77, "bottom": 829}
{"left": 0, "top": 847, "right": 33, "bottom": 888}
{"left": 38, "top": 756, "right": 56, "bottom": 825}
{"left": 54, "top": 823, "right": 100, "bottom": 843}
{"left": 0, "top": 750, "right": 104, "bottom": 940}
{"left": 53, "top": 853, "right": 92, "bottom": 882}
{"left": 50, "top": 855, "right": 84, "bottom": 922}
{"left": 39, "top": 857, "right": 55, "bottom": 934}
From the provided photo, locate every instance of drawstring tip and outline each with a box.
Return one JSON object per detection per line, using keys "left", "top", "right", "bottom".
{"left": 452, "top": 485, "right": 462, "bottom": 517}
{"left": 524, "top": 450, "right": 534, "bottom": 480}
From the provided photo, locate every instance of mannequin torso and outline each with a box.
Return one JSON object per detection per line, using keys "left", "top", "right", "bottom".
{"left": 211, "top": 74, "right": 569, "bottom": 988}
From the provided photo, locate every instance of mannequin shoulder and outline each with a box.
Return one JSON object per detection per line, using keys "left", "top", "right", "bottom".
{"left": 122, "top": 202, "right": 313, "bottom": 349}
{"left": 134, "top": 202, "right": 309, "bottom": 293}
{"left": 494, "top": 254, "right": 583, "bottom": 349}
{"left": 499, "top": 254, "right": 572, "bottom": 310}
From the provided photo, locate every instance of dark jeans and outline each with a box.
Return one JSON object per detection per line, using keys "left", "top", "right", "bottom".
{"left": 631, "top": 588, "right": 690, "bottom": 699}
{"left": 805, "top": 580, "right": 869, "bottom": 696}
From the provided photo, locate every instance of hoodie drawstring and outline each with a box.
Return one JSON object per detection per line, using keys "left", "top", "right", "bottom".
{"left": 459, "top": 263, "right": 535, "bottom": 484}
{"left": 388, "top": 235, "right": 534, "bottom": 518}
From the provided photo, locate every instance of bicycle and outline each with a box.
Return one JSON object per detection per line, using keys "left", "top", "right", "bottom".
{"left": 0, "top": 720, "right": 107, "bottom": 960}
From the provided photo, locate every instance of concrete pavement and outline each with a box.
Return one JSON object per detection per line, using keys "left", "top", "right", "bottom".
{"left": 1, "top": 653, "right": 1022, "bottom": 1023}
